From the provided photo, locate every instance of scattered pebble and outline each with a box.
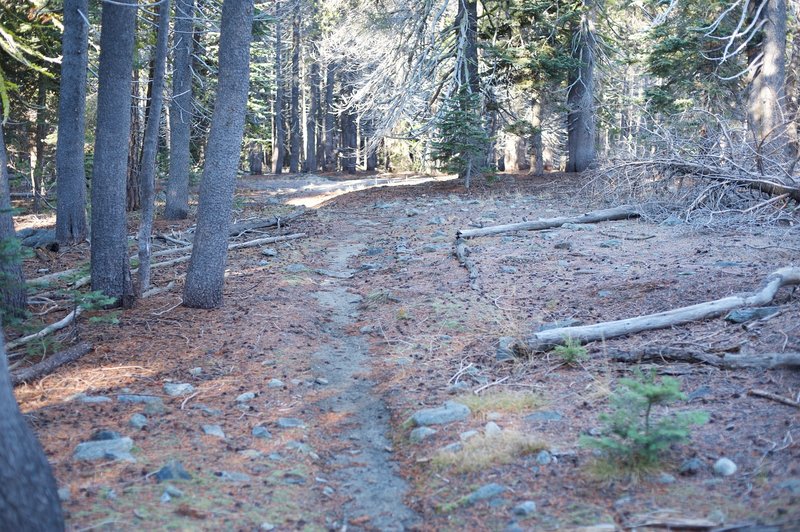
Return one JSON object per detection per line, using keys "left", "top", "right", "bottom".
{"left": 268, "top": 378, "right": 285, "bottom": 388}
{"left": 202, "top": 424, "right": 226, "bottom": 439}
{"left": 512, "top": 500, "right": 537, "bottom": 517}
{"left": 74, "top": 437, "right": 135, "bottom": 462}
{"left": 535, "top": 450, "right": 552, "bottom": 465}
{"left": 252, "top": 426, "right": 272, "bottom": 439}
{"left": 410, "top": 427, "right": 437, "bottom": 443}
{"left": 466, "top": 483, "right": 507, "bottom": 505}
{"left": 460, "top": 430, "right": 478, "bottom": 441}
{"left": 189, "top": 367, "right": 203, "bottom": 377}
{"left": 155, "top": 460, "right": 192, "bottom": 482}
{"left": 236, "top": 392, "right": 256, "bottom": 403}
{"left": 276, "top": 417, "right": 305, "bottom": 429}
{"left": 679, "top": 457, "right": 705, "bottom": 476}
{"left": 129, "top": 413, "right": 148, "bottom": 430}
{"left": 261, "top": 247, "right": 278, "bottom": 257}
{"left": 484, "top": 422, "right": 502, "bottom": 437}
{"left": 409, "top": 401, "right": 471, "bottom": 426}
{"left": 713, "top": 457, "right": 737, "bottom": 476}
{"left": 163, "top": 383, "right": 195, "bottom": 397}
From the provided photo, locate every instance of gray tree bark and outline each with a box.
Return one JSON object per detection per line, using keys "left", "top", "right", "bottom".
{"left": 306, "top": 8, "right": 320, "bottom": 176}
{"left": 322, "top": 61, "right": 336, "bottom": 171}
{"left": 289, "top": 1, "right": 301, "bottom": 173}
{"left": 137, "top": 0, "right": 171, "bottom": 295}
{"left": 0, "top": 126, "right": 26, "bottom": 319}
{"left": 566, "top": 0, "right": 596, "bottom": 173}
{"left": 530, "top": 93, "right": 544, "bottom": 175}
{"left": 183, "top": 0, "right": 254, "bottom": 309}
{"left": 0, "top": 332, "right": 64, "bottom": 530}
{"left": 32, "top": 76, "right": 47, "bottom": 213}
{"left": 55, "top": 0, "right": 89, "bottom": 244}
{"left": 90, "top": 0, "right": 137, "bottom": 304}
{"left": 165, "top": 0, "right": 194, "bottom": 220}
{"left": 272, "top": 2, "right": 286, "bottom": 174}
{"left": 340, "top": 70, "right": 357, "bottom": 174}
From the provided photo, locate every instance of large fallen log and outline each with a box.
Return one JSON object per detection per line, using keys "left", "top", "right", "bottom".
{"left": 11, "top": 342, "right": 93, "bottom": 386}
{"left": 609, "top": 348, "right": 800, "bottom": 369}
{"left": 508, "top": 267, "right": 800, "bottom": 353}
{"left": 457, "top": 205, "right": 639, "bottom": 239}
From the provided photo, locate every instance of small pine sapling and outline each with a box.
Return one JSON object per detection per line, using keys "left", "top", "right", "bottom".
{"left": 552, "top": 336, "right": 588, "bottom": 365}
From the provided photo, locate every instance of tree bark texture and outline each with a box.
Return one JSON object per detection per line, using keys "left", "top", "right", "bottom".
{"left": 530, "top": 93, "right": 544, "bottom": 175}
{"left": 0, "top": 332, "right": 65, "bottom": 530}
{"left": 289, "top": 2, "right": 301, "bottom": 174}
{"left": 323, "top": 61, "right": 336, "bottom": 171}
{"left": 55, "top": 0, "right": 89, "bottom": 244}
{"left": 183, "top": 0, "right": 254, "bottom": 309}
{"left": 340, "top": 69, "right": 357, "bottom": 174}
{"left": 306, "top": 57, "right": 320, "bottom": 172}
{"left": 272, "top": 2, "right": 286, "bottom": 174}
{"left": 0, "top": 127, "right": 27, "bottom": 319}
{"left": 566, "top": 0, "right": 596, "bottom": 173}
{"left": 32, "top": 75, "right": 47, "bottom": 213}
{"left": 90, "top": 0, "right": 137, "bottom": 303}
{"left": 137, "top": 0, "right": 171, "bottom": 295}
{"left": 165, "top": 0, "right": 194, "bottom": 220}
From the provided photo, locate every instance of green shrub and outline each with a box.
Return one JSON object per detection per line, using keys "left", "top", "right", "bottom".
{"left": 552, "top": 336, "right": 588, "bottom": 365}
{"left": 580, "top": 369, "right": 708, "bottom": 473}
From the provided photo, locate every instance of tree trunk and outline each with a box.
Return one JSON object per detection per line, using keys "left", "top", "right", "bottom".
{"left": 340, "top": 70, "right": 357, "bottom": 174}
{"left": 55, "top": 0, "right": 89, "bottom": 244}
{"left": 323, "top": 61, "right": 336, "bottom": 171}
{"left": 289, "top": 2, "right": 301, "bottom": 174}
{"left": 306, "top": 53, "right": 320, "bottom": 172}
{"left": 165, "top": 0, "right": 194, "bottom": 220}
{"left": 91, "top": 0, "right": 137, "bottom": 305}
{"left": 455, "top": 0, "right": 484, "bottom": 184}
{"left": 364, "top": 120, "right": 378, "bottom": 171}
{"left": 126, "top": 67, "right": 142, "bottom": 212}
{"left": 530, "top": 93, "right": 544, "bottom": 175}
{"left": 747, "top": 0, "right": 788, "bottom": 155}
{"left": 248, "top": 141, "right": 263, "bottom": 175}
{"left": 272, "top": 2, "right": 286, "bottom": 174}
{"left": 32, "top": 75, "right": 47, "bottom": 213}
{"left": 0, "top": 127, "right": 27, "bottom": 320}
{"left": 566, "top": 0, "right": 596, "bottom": 173}
{"left": 183, "top": 0, "right": 254, "bottom": 309}
{"left": 0, "top": 332, "right": 64, "bottom": 530}
{"left": 137, "top": 0, "right": 170, "bottom": 296}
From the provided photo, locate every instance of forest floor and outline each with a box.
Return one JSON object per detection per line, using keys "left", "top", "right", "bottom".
{"left": 10, "top": 171, "right": 800, "bottom": 531}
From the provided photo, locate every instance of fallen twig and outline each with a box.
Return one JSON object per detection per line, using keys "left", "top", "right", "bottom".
{"left": 11, "top": 342, "right": 93, "bottom": 386}
{"left": 6, "top": 307, "right": 83, "bottom": 351}
{"left": 748, "top": 389, "right": 800, "bottom": 408}
{"left": 609, "top": 348, "right": 800, "bottom": 369}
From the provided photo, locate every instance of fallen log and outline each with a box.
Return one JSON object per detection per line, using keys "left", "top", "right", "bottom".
{"left": 457, "top": 205, "right": 639, "bottom": 239}
{"left": 227, "top": 208, "right": 305, "bottom": 236}
{"left": 748, "top": 389, "right": 800, "bottom": 408}
{"left": 508, "top": 267, "right": 800, "bottom": 353}
{"left": 6, "top": 307, "right": 83, "bottom": 351}
{"left": 609, "top": 348, "right": 800, "bottom": 369}
{"left": 454, "top": 237, "right": 480, "bottom": 290}
{"left": 11, "top": 342, "right": 93, "bottom": 386}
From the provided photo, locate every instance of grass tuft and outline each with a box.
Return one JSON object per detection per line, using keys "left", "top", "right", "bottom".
{"left": 455, "top": 390, "right": 542, "bottom": 414}
{"left": 432, "top": 430, "right": 546, "bottom": 473}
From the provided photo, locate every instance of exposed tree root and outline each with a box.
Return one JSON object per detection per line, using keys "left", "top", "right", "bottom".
{"left": 506, "top": 267, "right": 800, "bottom": 354}
{"left": 609, "top": 347, "right": 800, "bottom": 369}
{"left": 11, "top": 342, "right": 93, "bottom": 386}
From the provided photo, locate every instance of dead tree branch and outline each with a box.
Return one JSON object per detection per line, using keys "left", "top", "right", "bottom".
{"left": 11, "top": 342, "right": 93, "bottom": 386}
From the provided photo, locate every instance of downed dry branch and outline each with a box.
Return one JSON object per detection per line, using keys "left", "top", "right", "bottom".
{"left": 11, "top": 342, "right": 93, "bottom": 386}
{"left": 454, "top": 238, "right": 480, "bottom": 290}
{"left": 609, "top": 348, "right": 800, "bottom": 369}
{"left": 457, "top": 205, "right": 639, "bottom": 239}
{"left": 748, "top": 389, "right": 800, "bottom": 408}
{"left": 509, "top": 267, "right": 800, "bottom": 353}
{"left": 29, "top": 266, "right": 85, "bottom": 287}
{"left": 6, "top": 307, "right": 83, "bottom": 351}
{"left": 227, "top": 208, "right": 305, "bottom": 236}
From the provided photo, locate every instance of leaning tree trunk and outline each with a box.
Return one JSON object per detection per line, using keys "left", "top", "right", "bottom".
{"left": 0, "top": 127, "right": 26, "bottom": 320}
{"left": 165, "top": 0, "right": 194, "bottom": 220}
{"left": 183, "top": 0, "right": 254, "bottom": 309}
{"left": 55, "top": 0, "right": 89, "bottom": 244}
{"left": 272, "top": 1, "right": 286, "bottom": 175}
{"left": 137, "top": 0, "right": 170, "bottom": 295}
{"left": 0, "top": 332, "right": 64, "bottom": 530}
{"left": 289, "top": 1, "right": 301, "bottom": 174}
{"left": 566, "top": 0, "right": 596, "bottom": 173}
{"left": 91, "top": 0, "right": 137, "bottom": 305}
{"left": 323, "top": 61, "right": 336, "bottom": 171}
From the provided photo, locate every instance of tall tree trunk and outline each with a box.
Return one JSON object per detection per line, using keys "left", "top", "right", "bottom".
{"left": 787, "top": 18, "right": 800, "bottom": 157}
{"left": 0, "top": 332, "right": 65, "bottom": 530}
{"left": 455, "top": 0, "right": 483, "bottom": 186}
{"left": 165, "top": 0, "right": 194, "bottom": 220}
{"left": 340, "top": 70, "right": 357, "bottom": 174}
{"left": 183, "top": 0, "right": 254, "bottom": 309}
{"left": 289, "top": 2, "right": 301, "bottom": 173}
{"left": 32, "top": 75, "right": 47, "bottom": 213}
{"left": 137, "top": 0, "right": 170, "bottom": 295}
{"left": 530, "top": 92, "right": 544, "bottom": 175}
{"left": 0, "top": 127, "right": 26, "bottom": 320}
{"left": 55, "top": 0, "right": 89, "bottom": 244}
{"left": 272, "top": 2, "right": 286, "bottom": 174}
{"left": 363, "top": 120, "right": 378, "bottom": 171}
{"left": 91, "top": 0, "right": 137, "bottom": 305}
{"left": 306, "top": 55, "right": 320, "bottom": 172}
{"left": 747, "top": 0, "right": 788, "bottom": 156}
{"left": 126, "top": 67, "right": 142, "bottom": 211}
{"left": 323, "top": 61, "right": 336, "bottom": 171}
{"left": 566, "top": 0, "right": 596, "bottom": 173}
{"left": 248, "top": 141, "right": 263, "bottom": 174}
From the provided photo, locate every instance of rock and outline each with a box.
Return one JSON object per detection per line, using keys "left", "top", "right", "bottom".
{"left": 554, "top": 241, "right": 572, "bottom": 250}
{"left": 202, "top": 424, "right": 226, "bottom": 439}
{"left": 524, "top": 411, "right": 563, "bottom": 423}
{"left": 118, "top": 394, "right": 164, "bottom": 407}
{"left": 409, "top": 401, "right": 471, "bottom": 426}
{"left": 268, "top": 378, "right": 284, "bottom": 388}
{"left": 261, "top": 247, "right": 278, "bottom": 257}
{"left": 713, "top": 457, "right": 737, "bottom": 476}
{"left": 599, "top": 239, "right": 621, "bottom": 248}
{"left": 439, "top": 442, "right": 463, "bottom": 454}
{"left": 777, "top": 479, "right": 800, "bottom": 494}
{"left": 193, "top": 404, "right": 222, "bottom": 417}
{"left": 365, "top": 247, "right": 384, "bottom": 256}
{"left": 315, "top": 268, "right": 354, "bottom": 279}
{"left": 57, "top": 487, "right": 71, "bottom": 503}
{"left": 422, "top": 244, "right": 440, "bottom": 253}
{"left": 597, "top": 290, "right": 613, "bottom": 298}
{"left": 466, "top": 483, "right": 507, "bottom": 505}
{"left": 236, "top": 392, "right": 256, "bottom": 403}
{"left": 129, "top": 413, "right": 148, "bottom": 430}
{"left": 661, "top": 214, "right": 683, "bottom": 226}
{"left": 20, "top": 228, "right": 57, "bottom": 249}
{"left": 499, "top": 266, "right": 518, "bottom": 274}
{"left": 656, "top": 473, "right": 676, "bottom": 484}
{"left": 447, "top": 381, "right": 470, "bottom": 394}
{"left": 486, "top": 412, "right": 503, "bottom": 421}
{"left": 428, "top": 216, "right": 445, "bottom": 225}
{"left": 496, "top": 337, "right": 518, "bottom": 362}
{"left": 535, "top": 450, "right": 552, "bottom": 465}
{"left": 260, "top": 523, "right": 276, "bottom": 531}
{"left": 410, "top": 427, "right": 437, "bottom": 443}
{"left": 164, "top": 485, "right": 184, "bottom": 498}
{"left": 314, "top": 377, "right": 329, "bottom": 385}
{"left": 562, "top": 223, "right": 592, "bottom": 231}
{"left": 432, "top": 230, "right": 448, "bottom": 238}
{"left": 216, "top": 471, "right": 251, "bottom": 483}
{"left": 512, "top": 500, "right": 537, "bottom": 517}
{"left": 484, "top": 422, "right": 502, "bottom": 437}
{"left": 405, "top": 208, "right": 421, "bottom": 217}
{"left": 285, "top": 264, "right": 308, "bottom": 273}
{"left": 460, "top": 430, "right": 478, "bottom": 441}
{"left": 688, "top": 385, "right": 713, "bottom": 401}
{"left": 163, "top": 383, "right": 195, "bottom": 397}
{"left": 725, "top": 306, "right": 781, "bottom": 324}
{"left": 74, "top": 437, "right": 135, "bottom": 462}
{"left": 679, "top": 457, "right": 705, "bottom": 476}
{"left": 90, "top": 429, "right": 122, "bottom": 441}
{"left": 322, "top": 486, "right": 334, "bottom": 497}
{"left": 252, "top": 426, "right": 272, "bottom": 439}
{"left": 276, "top": 417, "right": 305, "bottom": 429}
{"left": 75, "top": 394, "right": 112, "bottom": 404}
{"left": 155, "top": 460, "right": 192, "bottom": 482}
{"left": 189, "top": 367, "right": 203, "bottom": 377}
{"left": 240, "top": 449, "right": 263, "bottom": 459}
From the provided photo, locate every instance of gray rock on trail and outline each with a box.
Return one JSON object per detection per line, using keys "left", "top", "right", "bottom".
{"left": 276, "top": 417, "right": 305, "bottom": 429}
{"left": 285, "top": 263, "right": 308, "bottom": 273}
{"left": 75, "top": 394, "right": 112, "bottom": 404}
{"left": 535, "top": 450, "right": 552, "bottom": 465}
{"left": 155, "top": 460, "right": 192, "bottom": 482}
{"left": 525, "top": 410, "right": 563, "bottom": 423}
{"left": 409, "top": 401, "right": 471, "bottom": 426}
{"left": 410, "top": 427, "right": 437, "bottom": 443}
{"left": 129, "top": 413, "right": 148, "bottom": 430}
{"left": 466, "top": 483, "right": 507, "bottom": 505}
{"left": 118, "top": 394, "right": 164, "bottom": 406}
{"left": 512, "top": 500, "right": 537, "bottom": 517}
{"left": 57, "top": 487, "right": 71, "bottom": 503}
{"left": 268, "top": 378, "right": 284, "bottom": 388}
{"left": 202, "top": 424, "right": 226, "bottom": 438}
{"left": 485, "top": 422, "right": 502, "bottom": 437}
{"left": 252, "top": 426, "right": 272, "bottom": 439}
{"left": 714, "top": 457, "right": 737, "bottom": 476}
{"left": 496, "top": 336, "right": 517, "bottom": 362}
{"left": 236, "top": 391, "right": 256, "bottom": 403}
{"left": 679, "top": 457, "right": 705, "bottom": 476}
{"left": 725, "top": 306, "right": 781, "bottom": 323}
{"left": 163, "top": 382, "right": 195, "bottom": 396}
{"left": 217, "top": 471, "right": 251, "bottom": 483}
{"left": 74, "top": 437, "right": 135, "bottom": 462}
